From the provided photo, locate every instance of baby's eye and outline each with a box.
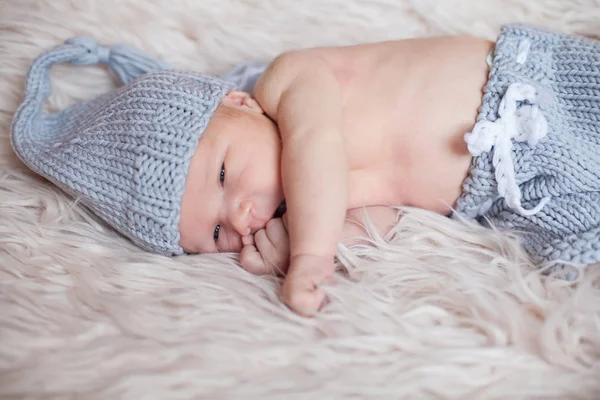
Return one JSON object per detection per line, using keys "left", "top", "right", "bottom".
{"left": 213, "top": 224, "right": 220, "bottom": 243}
{"left": 219, "top": 162, "right": 225, "bottom": 185}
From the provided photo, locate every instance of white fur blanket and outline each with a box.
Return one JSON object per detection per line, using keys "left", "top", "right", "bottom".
{"left": 1, "top": 1, "right": 600, "bottom": 399}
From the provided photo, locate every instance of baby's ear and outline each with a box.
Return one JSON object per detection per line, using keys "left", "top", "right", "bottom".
{"left": 222, "top": 90, "right": 263, "bottom": 114}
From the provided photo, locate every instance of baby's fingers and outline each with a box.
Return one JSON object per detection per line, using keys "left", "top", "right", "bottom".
{"left": 242, "top": 234, "right": 254, "bottom": 247}
{"left": 240, "top": 244, "right": 269, "bottom": 275}
{"left": 281, "top": 255, "right": 335, "bottom": 317}
{"left": 281, "top": 273, "right": 328, "bottom": 317}
{"left": 265, "top": 218, "right": 288, "bottom": 251}
{"left": 255, "top": 229, "right": 288, "bottom": 276}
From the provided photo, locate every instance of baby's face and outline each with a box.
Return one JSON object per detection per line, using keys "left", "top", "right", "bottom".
{"left": 179, "top": 91, "right": 284, "bottom": 253}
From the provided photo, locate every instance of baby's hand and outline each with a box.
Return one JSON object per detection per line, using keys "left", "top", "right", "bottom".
{"left": 239, "top": 217, "right": 290, "bottom": 276}
{"left": 281, "top": 253, "right": 335, "bottom": 317}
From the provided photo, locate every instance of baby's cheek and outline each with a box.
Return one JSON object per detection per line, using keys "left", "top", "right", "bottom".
{"left": 224, "top": 229, "right": 244, "bottom": 253}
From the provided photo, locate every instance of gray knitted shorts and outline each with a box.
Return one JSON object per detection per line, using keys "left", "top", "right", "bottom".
{"left": 454, "top": 24, "right": 600, "bottom": 267}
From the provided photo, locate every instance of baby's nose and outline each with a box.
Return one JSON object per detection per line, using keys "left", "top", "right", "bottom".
{"left": 230, "top": 199, "right": 253, "bottom": 237}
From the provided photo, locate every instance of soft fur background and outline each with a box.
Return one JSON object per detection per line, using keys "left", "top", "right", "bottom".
{"left": 1, "top": 0, "right": 600, "bottom": 399}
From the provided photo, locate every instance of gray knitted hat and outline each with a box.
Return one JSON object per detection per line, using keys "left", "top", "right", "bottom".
{"left": 10, "top": 36, "right": 235, "bottom": 256}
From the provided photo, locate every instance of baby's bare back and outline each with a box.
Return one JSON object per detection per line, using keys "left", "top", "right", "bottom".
{"left": 307, "top": 36, "right": 494, "bottom": 213}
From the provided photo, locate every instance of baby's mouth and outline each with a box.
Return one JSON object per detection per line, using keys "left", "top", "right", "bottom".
{"left": 273, "top": 200, "right": 286, "bottom": 219}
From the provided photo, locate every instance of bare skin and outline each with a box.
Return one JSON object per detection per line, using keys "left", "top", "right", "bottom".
{"left": 239, "top": 206, "right": 401, "bottom": 277}
{"left": 179, "top": 35, "right": 494, "bottom": 316}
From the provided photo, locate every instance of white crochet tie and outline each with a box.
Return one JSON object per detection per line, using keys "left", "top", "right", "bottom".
{"left": 464, "top": 83, "right": 550, "bottom": 216}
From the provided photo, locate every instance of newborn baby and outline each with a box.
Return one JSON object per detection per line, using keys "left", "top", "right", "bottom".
{"left": 178, "top": 33, "right": 493, "bottom": 314}
{"left": 11, "top": 24, "right": 600, "bottom": 317}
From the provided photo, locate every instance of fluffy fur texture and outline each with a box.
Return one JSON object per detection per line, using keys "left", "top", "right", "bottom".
{"left": 1, "top": 0, "right": 600, "bottom": 398}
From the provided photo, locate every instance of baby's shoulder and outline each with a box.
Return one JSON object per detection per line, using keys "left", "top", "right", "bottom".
{"left": 253, "top": 48, "right": 337, "bottom": 117}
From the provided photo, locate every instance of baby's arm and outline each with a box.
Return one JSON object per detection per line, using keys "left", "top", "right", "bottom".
{"left": 240, "top": 206, "right": 400, "bottom": 276}
{"left": 254, "top": 52, "right": 347, "bottom": 316}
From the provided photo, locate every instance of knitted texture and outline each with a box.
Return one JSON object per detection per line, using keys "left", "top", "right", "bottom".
{"left": 11, "top": 37, "right": 235, "bottom": 256}
{"left": 455, "top": 24, "right": 600, "bottom": 266}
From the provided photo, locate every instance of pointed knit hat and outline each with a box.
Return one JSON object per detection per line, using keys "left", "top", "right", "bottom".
{"left": 10, "top": 36, "right": 235, "bottom": 256}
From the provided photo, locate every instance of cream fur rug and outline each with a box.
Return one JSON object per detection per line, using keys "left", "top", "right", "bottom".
{"left": 1, "top": 1, "right": 600, "bottom": 399}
